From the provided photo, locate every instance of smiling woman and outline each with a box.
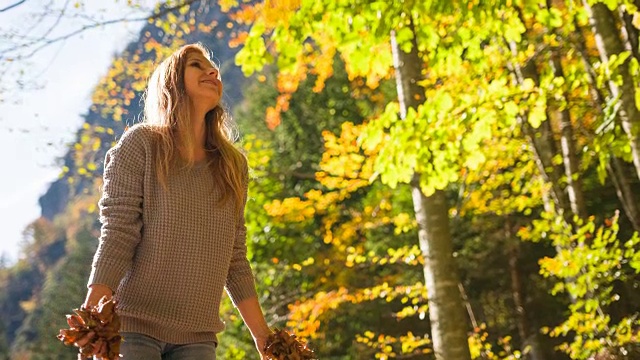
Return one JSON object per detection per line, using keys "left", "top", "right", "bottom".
{"left": 81, "top": 43, "right": 272, "bottom": 360}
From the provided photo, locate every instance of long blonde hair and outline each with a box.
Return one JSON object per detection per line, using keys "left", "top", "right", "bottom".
{"left": 142, "top": 43, "right": 247, "bottom": 210}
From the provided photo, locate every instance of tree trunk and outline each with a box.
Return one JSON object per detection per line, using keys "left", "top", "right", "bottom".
{"left": 507, "top": 39, "right": 571, "bottom": 217}
{"left": 607, "top": 157, "right": 640, "bottom": 232}
{"left": 571, "top": 15, "right": 640, "bottom": 232}
{"left": 584, "top": 1, "right": 640, "bottom": 180}
{"left": 391, "top": 23, "right": 471, "bottom": 360}
{"left": 548, "top": 46, "right": 588, "bottom": 219}
{"left": 572, "top": 17, "right": 607, "bottom": 108}
{"left": 509, "top": 243, "right": 528, "bottom": 349}
{"left": 412, "top": 186, "right": 472, "bottom": 360}
{"left": 505, "top": 217, "right": 547, "bottom": 360}
{"left": 618, "top": 7, "right": 640, "bottom": 62}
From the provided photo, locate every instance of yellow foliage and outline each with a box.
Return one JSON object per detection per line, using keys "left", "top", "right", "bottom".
{"left": 355, "top": 329, "right": 431, "bottom": 358}
{"left": 229, "top": 5, "right": 259, "bottom": 25}
{"left": 318, "top": 122, "right": 376, "bottom": 192}
{"left": 228, "top": 31, "right": 249, "bottom": 48}
{"left": 538, "top": 256, "right": 562, "bottom": 276}
{"left": 265, "top": 106, "right": 282, "bottom": 130}
{"left": 302, "top": 29, "right": 337, "bottom": 93}
{"left": 277, "top": 65, "right": 306, "bottom": 94}
{"left": 92, "top": 41, "right": 183, "bottom": 122}
{"left": 263, "top": 197, "right": 315, "bottom": 221}
{"left": 218, "top": 0, "right": 239, "bottom": 12}
{"left": 287, "top": 282, "right": 426, "bottom": 339}
{"left": 459, "top": 131, "right": 543, "bottom": 217}
{"left": 263, "top": 0, "right": 301, "bottom": 28}
{"left": 392, "top": 213, "right": 415, "bottom": 234}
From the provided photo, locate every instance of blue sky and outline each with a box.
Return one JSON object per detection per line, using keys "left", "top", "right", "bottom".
{"left": 0, "top": 1, "right": 152, "bottom": 263}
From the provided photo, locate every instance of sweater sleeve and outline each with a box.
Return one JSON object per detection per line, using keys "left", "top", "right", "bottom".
{"left": 88, "top": 127, "right": 146, "bottom": 291}
{"left": 225, "top": 165, "right": 258, "bottom": 306}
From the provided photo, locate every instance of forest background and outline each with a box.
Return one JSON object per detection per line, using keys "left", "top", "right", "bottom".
{"left": 1, "top": 0, "right": 640, "bottom": 359}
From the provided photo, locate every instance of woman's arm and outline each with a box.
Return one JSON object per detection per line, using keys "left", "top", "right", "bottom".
{"left": 84, "top": 126, "right": 147, "bottom": 306}
{"left": 236, "top": 296, "right": 271, "bottom": 358}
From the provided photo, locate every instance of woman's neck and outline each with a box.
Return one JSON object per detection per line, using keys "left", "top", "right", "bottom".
{"left": 191, "top": 121, "right": 207, "bottom": 162}
{"left": 190, "top": 104, "right": 218, "bottom": 162}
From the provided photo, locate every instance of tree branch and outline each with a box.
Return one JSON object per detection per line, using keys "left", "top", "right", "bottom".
{"left": 0, "top": 0, "right": 28, "bottom": 12}
{"left": 39, "top": 0, "right": 72, "bottom": 42}
{"left": 0, "top": 0, "right": 200, "bottom": 60}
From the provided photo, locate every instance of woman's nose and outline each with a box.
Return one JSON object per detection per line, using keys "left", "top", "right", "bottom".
{"left": 207, "top": 67, "right": 219, "bottom": 78}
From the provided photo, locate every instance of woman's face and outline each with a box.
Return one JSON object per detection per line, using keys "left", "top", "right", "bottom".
{"left": 183, "top": 51, "right": 223, "bottom": 111}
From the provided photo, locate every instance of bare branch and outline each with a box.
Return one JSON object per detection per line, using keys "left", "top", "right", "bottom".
{"left": 1, "top": 0, "right": 200, "bottom": 60}
{"left": 39, "top": 0, "right": 72, "bottom": 41}
{"left": 0, "top": 0, "right": 28, "bottom": 12}
{"left": 16, "top": 1, "right": 55, "bottom": 41}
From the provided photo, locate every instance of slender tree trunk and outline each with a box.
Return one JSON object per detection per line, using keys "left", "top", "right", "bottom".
{"left": 511, "top": 6, "right": 570, "bottom": 216}
{"left": 391, "top": 23, "right": 471, "bottom": 360}
{"left": 504, "top": 216, "right": 547, "bottom": 360}
{"left": 607, "top": 157, "right": 640, "bottom": 231}
{"left": 618, "top": 7, "right": 640, "bottom": 62}
{"left": 572, "top": 17, "right": 607, "bottom": 108}
{"left": 571, "top": 16, "right": 640, "bottom": 232}
{"left": 584, "top": 1, "right": 640, "bottom": 180}
{"left": 508, "top": 244, "right": 528, "bottom": 348}
{"left": 505, "top": 217, "right": 547, "bottom": 360}
{"left": 548, "top": 46, "right": 588, "bottom": 219}
{"left": 507, "top": 39, "right": 571, "bottom": 217}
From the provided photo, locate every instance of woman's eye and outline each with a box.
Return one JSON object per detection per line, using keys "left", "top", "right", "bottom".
{"left": 190, "top": 62, "right": 202, "bottom": 68}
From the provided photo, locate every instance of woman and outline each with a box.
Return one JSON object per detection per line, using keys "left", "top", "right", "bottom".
{"left": 83, "top": 43, "right": 271, "bottom": 359}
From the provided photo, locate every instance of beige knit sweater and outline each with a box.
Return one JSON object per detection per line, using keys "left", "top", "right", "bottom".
{"left": 88, "top": 124, "right": 257, "bottom": 344}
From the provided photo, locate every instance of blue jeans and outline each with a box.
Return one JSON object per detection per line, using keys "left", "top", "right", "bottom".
{"left": 120, "top": 332, "right": 217, "bottom": 360}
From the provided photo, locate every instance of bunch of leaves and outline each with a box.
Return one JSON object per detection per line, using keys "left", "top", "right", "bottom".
{"left": 57, "top": 296, "right": 121, "bottom": 360}
{"left": 525, "top": 211, "right": 640, "bottom": 359}
{"left": 355, "top": 329, "right": 431, "bottom": 359}
{"left": 263, "top": 328, "right": 316, "bottom": 360}
{"left": 467, "top": 324, "right": 523, "bottom": 360}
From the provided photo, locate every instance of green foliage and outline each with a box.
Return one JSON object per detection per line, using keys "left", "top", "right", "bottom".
{"left": 530, "top": 212, "right": 640, "bottom": 359}
{"left": 236, "top": 23, "right": 272, "bottom": 76}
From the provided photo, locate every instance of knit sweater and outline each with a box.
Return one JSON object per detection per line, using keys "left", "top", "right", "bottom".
{"left": 88, "top": 124, "right": 257, "bottom": 344}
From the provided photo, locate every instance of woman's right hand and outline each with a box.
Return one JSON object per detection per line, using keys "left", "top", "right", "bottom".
{"left": 83, "top": 284, "right": 113, "bottom": 309}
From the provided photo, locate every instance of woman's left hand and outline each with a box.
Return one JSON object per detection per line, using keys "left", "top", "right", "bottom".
{"left": 254, "top": 335, "right": 268, "bottom": 359}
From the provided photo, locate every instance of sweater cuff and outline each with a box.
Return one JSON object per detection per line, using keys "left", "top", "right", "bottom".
{"left": 87, "top": 264, "right": 124, "bottom": 292}
{"left": 226, "top": 275, "right": 258, "bottom": 307}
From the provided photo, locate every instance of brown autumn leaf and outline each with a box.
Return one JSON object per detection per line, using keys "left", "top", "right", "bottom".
{"left": 57, "top": 296, "right": 122, "bottom": 360}
{"left": 263, "top": 328, "right": 317, "bottom": 360}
